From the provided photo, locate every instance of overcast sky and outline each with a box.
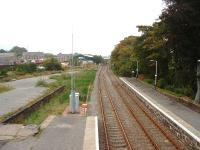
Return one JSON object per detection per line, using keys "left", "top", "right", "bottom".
{"left": 0, "top": 0, "right": 164, "bottom": 56}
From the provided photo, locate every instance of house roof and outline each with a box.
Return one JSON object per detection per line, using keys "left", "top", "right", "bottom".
{"left": 23, "top": 52, "right": 44, "bottom": 56}
{"left": 0, "top": 53, "right": 15, "bottom": 57}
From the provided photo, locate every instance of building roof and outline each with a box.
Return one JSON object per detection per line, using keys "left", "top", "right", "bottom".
{"left": 23, "top": 52, "right": 44, "bottom": 56}
{"left": 57, "top": 53, "right": 72, "bottom": 57}
{"left": 0, "top": 53, "right": 15, "bottom": 57}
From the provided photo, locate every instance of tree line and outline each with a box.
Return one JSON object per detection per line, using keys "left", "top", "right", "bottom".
{"left": 111, "top": 0, "right": 200, "bottom": 98}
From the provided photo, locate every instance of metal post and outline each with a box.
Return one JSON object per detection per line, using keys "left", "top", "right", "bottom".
{"left": 195, "top": 60, "right": 200, "bottom": 103}
{"left": 155, "top": 61, "right": 157, "bottom": 90}
{"left": 136, "top": 61, "right": 139, "bottom": 78}
{"left": 150, "top": 60, "right": 158, "bottom": 90}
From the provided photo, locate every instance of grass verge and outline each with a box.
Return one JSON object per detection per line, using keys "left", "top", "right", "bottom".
{"left": 22, "top": 68, "right": 97, "bottom": 125}
{"left": 0, "top": 84, "right": 13, "bottom": 93}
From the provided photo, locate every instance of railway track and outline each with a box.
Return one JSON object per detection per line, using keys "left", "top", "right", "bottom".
{"left": 98, "top": 65, "right": 185, "bottom": 150}
{"left": 98, "top": 66, "right": 132, "bottom": 150}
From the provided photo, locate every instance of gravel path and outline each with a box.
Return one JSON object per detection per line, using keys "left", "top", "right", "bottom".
{"left": 0, "top": 75, "right": 55, "bottom": 116}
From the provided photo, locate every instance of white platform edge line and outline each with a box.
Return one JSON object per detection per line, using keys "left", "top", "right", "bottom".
{"left": 95, "top": 116, "right": 99, "bottom": 150}
{"left": 120, "top": 77, "right": 200, "bottom": 143}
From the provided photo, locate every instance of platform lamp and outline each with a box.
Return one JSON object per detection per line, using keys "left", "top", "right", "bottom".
{"left": 136, "top": 61, "right": 139, "bottom": 78}
{"left": 195, "top": 59, "right": 200, "bottom": 103}
{"left": 150, "top": 60, "right": 158, "bottom": 90}
{"left": 132, "top": 60, "right": 139, "bottom": 79}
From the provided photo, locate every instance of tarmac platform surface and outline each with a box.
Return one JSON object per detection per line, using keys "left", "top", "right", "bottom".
{"left": 121, "top": 77, "right": 200, "bottom": 144}
{"left": 0, "top": 115, "right": 99, "bottom": 150}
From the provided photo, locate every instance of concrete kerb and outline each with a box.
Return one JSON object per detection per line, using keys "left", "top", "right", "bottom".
{"left": 120, "top": 77, "right": 200, "bottom": 147}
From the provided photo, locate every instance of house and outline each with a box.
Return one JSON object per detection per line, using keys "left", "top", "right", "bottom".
{"left": 56, "top": 53, "right": 71, "bottom": 63}
{"left": 0, "top": 53, "right": 17, "bottom": 66}
{"left": 22, "top": 52, "right": 45, "bottom": 63}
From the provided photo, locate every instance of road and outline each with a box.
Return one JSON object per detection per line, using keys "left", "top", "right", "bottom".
{"left": 0, "top": 75, "right": 54, "bottom": 117}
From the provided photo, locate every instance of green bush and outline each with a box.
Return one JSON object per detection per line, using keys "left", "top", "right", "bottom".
{"left": 43, "top": 58, "right": 62, "bottom": 71}
{"left": 0, "top": 69, "right": 8, "bottom": 77}
{"left": 158, "top": 78, "right": 167, "bottom": 88}
{"left": 165, "top": 85, "right": 175, "bottom": 91}
{"left": 36, "top": 80, "right": 48, "bottom": 87}
{"left": 144, "top": 79, "right": 154, "bottom": 85}
{"left": 16, "top": 63, "right": 37, "bottom": 73}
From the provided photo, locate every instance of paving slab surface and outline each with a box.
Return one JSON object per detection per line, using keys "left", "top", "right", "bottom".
{"left": 1, "top": 115, "right": 86, "bottom": 150}
{"left": 0, "top": 75, "right": 54, "bottom": 116}
{"left": 0, "top": 124, "right": 39, "bottom": 141}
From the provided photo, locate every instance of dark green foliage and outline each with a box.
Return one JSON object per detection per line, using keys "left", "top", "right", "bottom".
{"left": 160, "top": 0, "right": 200, "bottom": 93}
{"left": 9, "top": 46, "right": 27, "bottom": 57}
{"left": 0, "top": 49, "right": 7, "bottom": 53}
{"left": 158, "top": 78, "right": 167, "bottom": 89}
{"left": 0, "top": 69, "right": 8, "bottom": 78}
{"left": 93, "top": 55, "right": 104, "bottom": 64}
{"left": 111, "top": 36, "right": 138, "bottom": 77}
{"left": 16, "top": 63, "right": 37, "bottom": 73}
{"left": 110, "top": 0, "right": 200, "bottom": 98}
{"left": 43, "top": 58, "right": 62, "bottom": 71}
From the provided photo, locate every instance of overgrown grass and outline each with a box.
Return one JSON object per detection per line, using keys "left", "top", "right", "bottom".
{"left": 0, "top": 70, "right": 64, "bottom": 83}
{"left": 36, "top": 80, "right": 49, "bottom": 87}
{"left": 24, "top": 91, "right": 69, "bottom": 124}
{"left": 22, "top": 69, "right": 97, "bottom": 125}
{"left": 142, "top": 78, "right": 186, "bottom": 97}
{"left": 0, "top": 84, "right": 13, "bottom": 93}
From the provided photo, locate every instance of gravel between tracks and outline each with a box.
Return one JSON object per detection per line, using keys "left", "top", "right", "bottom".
{"left": 97, "top": 66, "right": 185, "bottom": 150}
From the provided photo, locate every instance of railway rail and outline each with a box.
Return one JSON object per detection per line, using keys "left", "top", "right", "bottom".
{"left": 98, "top": 65, "right": 185, "bottom": 150}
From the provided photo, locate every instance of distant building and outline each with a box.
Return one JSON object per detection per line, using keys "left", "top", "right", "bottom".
{"left": 0, "top": 53, "right": 17, "bottom": 66}
{"left": 56, "top": 53, "right": 71, "bottom": 63}
{"left": 22, "top": 52, "right": 45, "bottom": 63}
{"left": 80, "top": 60, "right": 94, "bottom": 67}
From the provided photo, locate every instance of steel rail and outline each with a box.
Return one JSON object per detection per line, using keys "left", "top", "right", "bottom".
{"left": 108, "top": 68, "right": 182, "bottom": 150}
{"left": 98, "top": 88, "right": 110, "bottom": 150}
{"left": 101, "top": 73, "right": 134, "bottom": 150}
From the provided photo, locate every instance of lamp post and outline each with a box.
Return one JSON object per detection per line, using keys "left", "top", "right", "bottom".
{"left": 150, "top": 60, "right": 157, "bottom": 90}
{"left": 132, "top": 61, "right": 139, "bottom": 78}
{"left": 195, "top": 60, "right": 200, "bottom": 103}
{"left": 136, "top": 61, "right": 139, "bottom": 78}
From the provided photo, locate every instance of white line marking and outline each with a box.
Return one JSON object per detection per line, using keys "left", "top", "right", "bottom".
{"left": 120, "top": 77, "right": 200, "bottom": 143}
{"left": 95, "top": 116, "right": 99, "bottom": 150}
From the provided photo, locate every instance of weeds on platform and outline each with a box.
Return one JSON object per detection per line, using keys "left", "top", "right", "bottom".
{"left": 0, "top": 84, "right": 13, "bottom": 93}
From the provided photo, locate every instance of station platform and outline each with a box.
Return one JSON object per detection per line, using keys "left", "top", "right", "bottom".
{"left": 0, "top": 115, "right": 99, "bottom": 150}
{"left": 120, "top": 77, "right": 200, "bottom": 148}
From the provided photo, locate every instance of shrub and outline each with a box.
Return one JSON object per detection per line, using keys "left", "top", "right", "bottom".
{"left": 158, "top": 78, "right": 167, "bottom": 88}
{"left": 0, "top": 69, "right": 8, "bottom": 78}
{"left": 144, "top": 79, "right": 154, "bottom": 85}
{"left": 36, "top": 80, "right": 48, "bottom": 87}
{"left": 0, "top": 84, "right": 12, "bottom": 93}
{"left": 43, "top": 58, "right": 62, "bottom": 71}
{"left": 16, "top": 63, "right": 37, "bottom": 73}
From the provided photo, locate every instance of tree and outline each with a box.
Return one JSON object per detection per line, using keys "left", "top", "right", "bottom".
{"left": 135, "top": 22, "right": 169, "bottom": 79}
{"left": 16, "top": 63, "right": 37, "bottom": 73}
{"left": 93, "top": 55, "right": 104, "bottom": 64}
{"left": 9, "top": 46, "right": 28, "bottom": 57}
{"left": 0, "top": 49, "right": 7, "bottom": 53}
{"left": 160, "top": 0, "right": 200, "bottom": 94}
{"left": 43, "top": 57, "right": 62, "bottom": 71}
{"left": 111, "top": 36, "right": 138, "bottom": 76}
